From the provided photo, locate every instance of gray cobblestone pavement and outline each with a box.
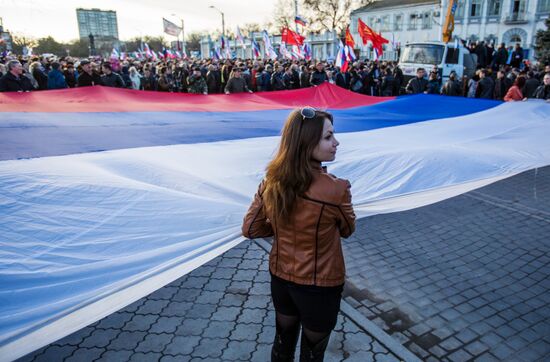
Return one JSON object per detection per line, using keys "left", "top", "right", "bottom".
{"left": 19, "top": 241, "right": 400, "bottom": 362}
{"left": 343, "top": 167, "right": 550, "bottom": 361}
{"left": 17, "top": 166, "right": 549, "bottom": 362}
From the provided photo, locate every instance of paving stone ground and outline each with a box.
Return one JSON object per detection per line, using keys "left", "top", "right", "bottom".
{"left": 17, "top": 166, "right": 550, "bottom": 362}
{"left": 343, "top": 167, "right": 550, "bottom": 361}
{"left": 19, "top": 241, "right": 400, "bottom": 362}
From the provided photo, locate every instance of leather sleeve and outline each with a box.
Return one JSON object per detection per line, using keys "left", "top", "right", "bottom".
{"left": 337, "top": 180, "right": 356, "bottom": 238}
{"left": 242, "top": 181, "right": 274, "bottom": 239}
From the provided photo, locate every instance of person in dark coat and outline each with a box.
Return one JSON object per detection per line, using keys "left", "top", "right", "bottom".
{"left": 64, "top": 63, "right": 77, "bottom": 88}
{"left": 475, "top": 69, "right": 495, "bottom": 99}
{"left": 282, "top": 66, "right": 295, "bottom": 90}
{"left": 47, "top": 62, "right": 67, "bottom": 89}
{"left": 406, "top": 68, "right": 428, "bottom": 94}
{"left": 0, "top": 60, "right": 34, "bottom": 92}
{"left": 299, "top": 65, "right": 310, "bottom": 88}
{"left": 380, "top": 68, "right": 398, "bottom": 96}
{"left": 426, "top": 72, "right": 441, "bottom": 94}
{"left": 522, "top": 71, "right": 540, "bottom": 99}
{"left": 533, "top": 73, "right": 550, "bottom": 101}
{"left": 206, "top": 64, "right": 220, "bottom": 94}
{"left": 77, "top": 60, "right": 102, "bottom": 87}
{"left": 141, "top": 67, "right": 157, "bottom": 91}
{"left": 492, "top": 43, "right": 508, "bottom": 70}
{"left": 31, "top": 62, "right": 48, "bottom": 90}
{"left": 475, "top": 41, "right": 488, "bottom": 68}
{"left": 271, "top": 65, "right": 286, "bottom": 91}
{"left": 441, "top": 71, "right": 462, "bottom": 96}
{"left": 334, "top": 67, "right": 349, "bottom": 89}
{"left": 100, "top": 62, "right": 126, "bottom": 88}
{"left": 494, "top": 70, "right": 512, "bottom": 100}
{"left": 510, "top": 43, "right": 523, "bottom": 68}
{"left": 309, "top": 63, "right": 328, "bottom": 86}
{"left": 224, "top": 68, "right": 252, "bottom": 94}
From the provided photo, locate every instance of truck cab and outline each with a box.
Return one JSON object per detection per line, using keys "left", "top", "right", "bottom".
{"left": 399, "top": 41, "right": 478, "bottom": 90}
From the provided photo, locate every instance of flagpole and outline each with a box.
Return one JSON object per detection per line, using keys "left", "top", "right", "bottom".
{"left": 294, "top": 0, "right": 299, "bottom": 33}
{"left": 439, "top": 0, "right": 446, "bottom": 42}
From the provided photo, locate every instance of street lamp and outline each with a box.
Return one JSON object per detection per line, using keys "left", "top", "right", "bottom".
{"left": 209, "top": 5, "right": 225, "bottom": 38}
{"left": 171, "top": 13, "right": 185, "bottom": 54}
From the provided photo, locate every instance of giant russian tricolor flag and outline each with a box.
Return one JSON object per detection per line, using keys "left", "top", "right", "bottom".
{"left": 1, "top": 84, "right": 549, "bottom": 361}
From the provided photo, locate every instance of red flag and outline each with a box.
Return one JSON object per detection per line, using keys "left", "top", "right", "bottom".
{"left": 345, "top": 27, "right": 355, "bottom": 48}
{"left": 357, "top": 18, "right": 389, "bottom": 57}
{"left": 281, "top": 27, "right": 305, "bottom": 46}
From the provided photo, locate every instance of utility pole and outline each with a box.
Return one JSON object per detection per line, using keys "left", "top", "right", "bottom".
{"left": 209, "top": 6, "right": 225, "bottom": 38}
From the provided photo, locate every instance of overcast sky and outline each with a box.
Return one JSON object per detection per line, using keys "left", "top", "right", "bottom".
{"left": 0, "top": 0, "right": 279, "bottom": 41}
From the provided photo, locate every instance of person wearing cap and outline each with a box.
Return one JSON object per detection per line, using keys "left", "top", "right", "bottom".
{"left": 224, "top": 67, "right": 252, "bottom": 94}
{"left": 187, "top": 66, "right": 208, "bottom": 95}
{"left": 77, "top": 59, "right": 102, "bottom": 87}
{"left": 309, "top": 62, "right": 328, "bottom": 86}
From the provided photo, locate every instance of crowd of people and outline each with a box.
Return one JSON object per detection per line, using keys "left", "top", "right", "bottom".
{"left": 0, "top": 43, "right": 549, "bottom": 101}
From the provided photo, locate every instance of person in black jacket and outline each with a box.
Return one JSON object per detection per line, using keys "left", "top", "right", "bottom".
{"left": 533, "top": 73, "right": 550, "bottom": 101}
{"left": 101, "top": 62, "right": 125, "bottom": 88}
{"left": 441, "top": 71, "right": 462, "bottom": 96}
{"left": 510, "top": 43, "right": 523, "bottom": 68}
{"left": 77, "top": 60, "right": 102, "bottom": 87}
{"left": 492, "top": 43, "right": 508, "bottom": 70}
{"left": 309, "top": 62, "right": 328, "bottom": 86}
{"left": 30, "top": 61, "right": 48, "bottom": 90}
{"left": 494, "top": 70, "right": 512, "bottom": 100}
{"left": 475, "top": 69, "right": 495, "bottom": 99}
{"left": 522, "top": 71, "right": 540, "bottom": 99}
{"left": 380, "top": 68, "right": 398, "bottom": 96}
{"left": 0, "top": 60, "right": 34, "bottom": 92}
{"left": 406, "top": 68, "right": 428, "bottom": 94}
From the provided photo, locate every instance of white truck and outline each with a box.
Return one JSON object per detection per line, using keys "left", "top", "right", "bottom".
{"left": 398, "top": 41, "right": 478, "bottom": 89}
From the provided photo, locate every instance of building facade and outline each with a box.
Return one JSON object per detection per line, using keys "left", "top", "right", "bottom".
{"left": 350, "top": 0, "right": 549, "bottom": 61}
{"left": 76, "top": 8, "right": 119, "bottom": 40}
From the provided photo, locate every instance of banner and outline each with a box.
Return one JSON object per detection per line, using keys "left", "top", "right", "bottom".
{"left": 1, "top": 85, "right": 549, "bottom": 361}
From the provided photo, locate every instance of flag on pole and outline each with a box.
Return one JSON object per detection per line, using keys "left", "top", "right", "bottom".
{"left": 279, "top": 43, "right": 291, "bottom": 59}
{"left": 357, "top": 18, "right": 389, "bottom": 57}
{"left": 345, "top": 27, "right": 355, "bottom": 49}
{"left": 144, "top": 43, "right": 153, "bottom": 58}
{"left": 291, "top": 45, "right": 304, "bottom": 59}
{"left": 236, "top": 27, "right": 246, "bottom": 47}
{"left": 281, "top": 27, "right": 306, "bottom": 46}
{"left": 335, "top": 40, "right": 349, "bottom": 72}
{"left": 294, "top": 15, "right": 307, "bottom": 27}
{"left": 262, "top": 30, "right": 278, "bottom": 60}
{"left": 163, "top": 18, "right": 182, "bottom": 37}
{"left": 251, "top": 38, "right": 261, "bottom": 59}
{"left": 303, "top": 43, "right": 312, "bottom": 61}
{"left": 110, "top": 48, "right": 119, "bottom": 59}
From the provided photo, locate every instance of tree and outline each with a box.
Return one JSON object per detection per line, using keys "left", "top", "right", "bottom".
{"left": 534, "top": 17, "right": 550, "bottom": 65}
{"left": 272, "top": 0, "right": 295, "bottom": 33}
{"left": 302, "top": 0, "right": 354, "bottom": 34}
{"left": 241, "top": 23, "right": 262, "bottom": 34}
{"left": 186, "top": 32, "right": 205, "bottom": 52}
{"left": 12, "top": 34, "right": 38, "bottom": 55}
{"left": 66, "top": 39, "right": 90, "bottom": 58}
{"left": 34, "top": 36, "right": 65, "bottom": 56}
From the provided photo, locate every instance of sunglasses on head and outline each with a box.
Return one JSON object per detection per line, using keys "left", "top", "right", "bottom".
{"left": 300, "top": 106, "right": 316, "bottom": 120}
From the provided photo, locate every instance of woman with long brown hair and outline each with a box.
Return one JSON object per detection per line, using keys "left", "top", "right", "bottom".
{"left": 242, "top": 107, "right": 356, "bottom": 361}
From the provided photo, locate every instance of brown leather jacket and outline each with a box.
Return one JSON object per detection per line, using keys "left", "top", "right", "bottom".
{"left": 242, "top": 167, "right": 356, "bottom": 287}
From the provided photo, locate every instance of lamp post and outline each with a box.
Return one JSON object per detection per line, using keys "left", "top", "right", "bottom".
{"left": 209, "top": 5, "right": 225, "bottom": 38}
{"left": 171, "top": 13, "right": 185, "bottom": 54}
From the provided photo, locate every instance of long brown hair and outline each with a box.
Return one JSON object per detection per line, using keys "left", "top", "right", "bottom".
{"left": 263, "top": 108, "right": 333, "bottom": 223}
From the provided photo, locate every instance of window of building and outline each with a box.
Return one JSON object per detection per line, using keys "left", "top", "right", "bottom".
{"left": 488, "top": 0, "right": 502, "bottom": 16}
{"left": 409, "top": 14, "right": 417, "bottom": 30}
{"left": 455, "top": 0, "right": 465, "bottom": 18}
{"left": 470, "top": 0, "right": 482, "bottom": 16}
{"left": 422, "top": 12, "right": 431, "bottom": 29}
{"left": 538, "top": 0, "right": 550, "bottom": 12}
{"left": 381, "top": 15, "right": 390, "bottom": 31}
{"left": 394, "top": 14, "right": 403, "bottom": 31}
